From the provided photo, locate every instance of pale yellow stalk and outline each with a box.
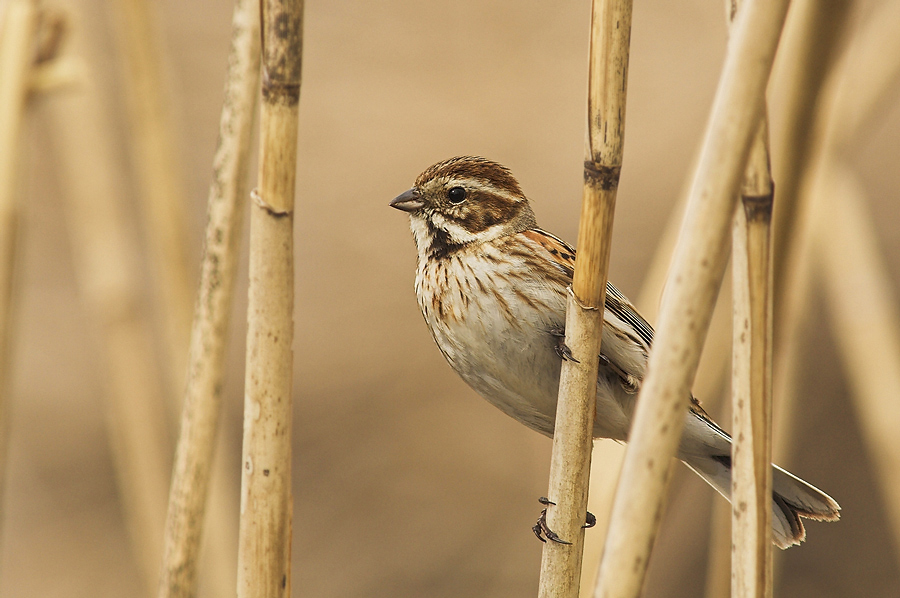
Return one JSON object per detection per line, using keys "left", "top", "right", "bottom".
{"left": 157, "top": 0, "right": 260, "bottom": 596}
{"left": 728, "top": 0, "right": 775, "bottom": 595}
{"left": 236, "top": 1, "right": 303, "bottom": 596}
{"left": 592, "top": 1, "right": 791, "bottom": 596}
{"left": 731, "top": 118, "right": 774, "bottom": 598}
{"left": 538, "top": 1, "right": 632, "bottom": 596}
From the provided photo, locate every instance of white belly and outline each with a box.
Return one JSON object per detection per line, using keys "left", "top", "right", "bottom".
{"left": 415, "top": 246, "right": 638, "bottom": 440}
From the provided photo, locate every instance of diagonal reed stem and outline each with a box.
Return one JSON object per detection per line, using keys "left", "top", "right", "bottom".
{"left": 537, "top": 1, "right": 632, "bottom": 596}
{"left": 592, "top": 1, "right": 791, "bottom": 596}
{"left": 157, "top": 0, "right": 260, "bottom": 596}
{"left": 236, "top": 1, "right": 303, "bottom": 596}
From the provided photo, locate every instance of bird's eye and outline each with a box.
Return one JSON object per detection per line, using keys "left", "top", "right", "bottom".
{"left": 447, "top": 186, "right": 467, "bottom": 205}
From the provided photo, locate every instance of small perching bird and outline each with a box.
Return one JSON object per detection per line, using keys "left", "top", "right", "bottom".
{"left": 391, "top": 156, "right": 840, "bottom": 548}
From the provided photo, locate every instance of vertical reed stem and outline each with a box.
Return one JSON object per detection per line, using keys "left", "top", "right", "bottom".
{"left": 158, "top": 1, "right": 260, "bottom": 596}
{"left": 538, "top": 0, "right": 632, "bottom": 595}
{"left": 731, "top": 117, "right": 774, "bottom": 598}
{"left": 236, "top": 1, "right": 302, "bottom": 596}
{"left": 593, "top": 1, "right": 790, "bottom": 596}
{"left": 729, "top": 0, "right": 775, "bottom": 595}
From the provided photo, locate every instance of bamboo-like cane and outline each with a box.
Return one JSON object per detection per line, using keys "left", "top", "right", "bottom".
{"left": 157, "top": 1, "right": 260, "bottom": 597}
{"left": 537, "top": 1, "right": 632, "bottom": 596}
{"left": 592, "top": 1, "right": 790, "bottom": 596}
{"left": 0, "top": 0, "right": 39, "bottom": 540}
{"left": 728, "top": 0, "right": 775, "bottom": 594}
{"left": 42, "top": 21, "right": 173, "bottom": 592}
{"left": 236, "top": 1, "right": 302, "bottom": 596}
{"left": 731, "top": 118, "right": 774, "bottom": 598}
{"left": 110, "top": 0, "right": 194, "bottom": 400}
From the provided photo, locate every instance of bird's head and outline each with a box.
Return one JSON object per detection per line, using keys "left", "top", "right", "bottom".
{"left": 390, "top": 156, "right": 537, "bottom": 258}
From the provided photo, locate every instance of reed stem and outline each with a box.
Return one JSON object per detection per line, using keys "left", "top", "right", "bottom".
{"left": 157, "top": 0, "right": 260, "bottom": 596}
{"left": 537, "top": 1, "right": 632, "bottom": 595}
{"left": 236, "top": 1, "right": 303, "bottom": 596}
{"left": 593, "top": 1, "right": 790, "bottom": 596}
{"left": 730, "top": 117, "right": 774, "bottom": 598}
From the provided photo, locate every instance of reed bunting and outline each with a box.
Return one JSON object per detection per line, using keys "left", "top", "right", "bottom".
{"left": 391, "top": 156, "right": 839, "bottom": 548}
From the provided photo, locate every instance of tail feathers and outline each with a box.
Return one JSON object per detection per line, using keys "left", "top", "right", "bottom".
{"left": 683, "top": 456, "right": 841, "bottom": 549}
{"left": 770, "top": 465, "right": 841, "bottom": 547}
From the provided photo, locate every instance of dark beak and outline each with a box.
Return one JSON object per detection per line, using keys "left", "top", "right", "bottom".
{"left": 390, "top": 188, "right": 425, "bottom": 213}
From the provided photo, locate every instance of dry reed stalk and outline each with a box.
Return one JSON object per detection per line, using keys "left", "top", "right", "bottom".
{"left": 705, "top": 1, "right": 847, "bottom": 586}
{"left": 110, "top": 0, "right": 194, "bottom": 400}
{"left": 592, "top": 1, "right": 791, "bottom": 596}
{"left": 236, "top": 1, "right": 302, "bottom": 596}
{"left": 815, "top": 164, "right": 900, "bottom": 551}
{"left": 157, "top": 1, "right": 260, "bottom": 596}
{"left": 772, "top": 0, "right": 900, "bottom": 460}
{"left": 727, "top": 0, "right": 775, "bottom": 595}
{"left": 0, "top": 0, "right": 38, "bottom": 539}
{"left": 769, "top": 0, "right": 852, "bottom": 297}
{"left": 787, "top": 0, "right": 900, "bottom": 552}
{"left": 42, "top": 21, "right": 173, "bottom": 591}
{"left": 538, "top": 1, "right": 632, "bottom": 596}
{"left": 730, "top": 118, "right": 774, "bottom": 598}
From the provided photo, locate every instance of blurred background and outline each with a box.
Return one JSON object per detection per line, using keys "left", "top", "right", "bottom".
{"left": 1, "top": 0, "right": 899, "bottom": 596}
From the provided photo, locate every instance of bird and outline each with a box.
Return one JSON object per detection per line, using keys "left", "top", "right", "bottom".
{"left": 390, "top": 155, "right": 840, "bottom": 548}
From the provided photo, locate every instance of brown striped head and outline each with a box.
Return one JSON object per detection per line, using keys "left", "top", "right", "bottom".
{"left": 390, "top": 156, "right": 537, "bottom": 258}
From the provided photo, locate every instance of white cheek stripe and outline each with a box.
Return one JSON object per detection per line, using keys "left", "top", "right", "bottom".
{"left": 430, "top": 212, "right": 508, "bottom": 245}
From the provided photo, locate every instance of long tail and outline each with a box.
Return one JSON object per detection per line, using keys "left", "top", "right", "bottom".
{"left": 679, "top": 409, "right": 841, "bottom": 549}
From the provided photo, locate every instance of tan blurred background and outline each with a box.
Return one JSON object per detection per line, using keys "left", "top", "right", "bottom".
{"left": 2, "top": 0, "right": 899, "bottom": 596}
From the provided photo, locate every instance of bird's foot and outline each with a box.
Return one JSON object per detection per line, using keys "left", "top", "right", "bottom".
{"left": 549, "top": 327, "right": 580, "bottom": 363}
{"left": 533, "top": 497, "right": 571, "bottom": 544}
{"left": 532, "top": 497, "right": 596, "bottom": 544}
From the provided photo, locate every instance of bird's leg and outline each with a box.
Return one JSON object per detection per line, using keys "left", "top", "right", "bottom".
{"left": 532, "top": 497, "right": 596, "bottom": 544}
{"left": 549, "top": 326, "right": 580, "bottom": 363}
